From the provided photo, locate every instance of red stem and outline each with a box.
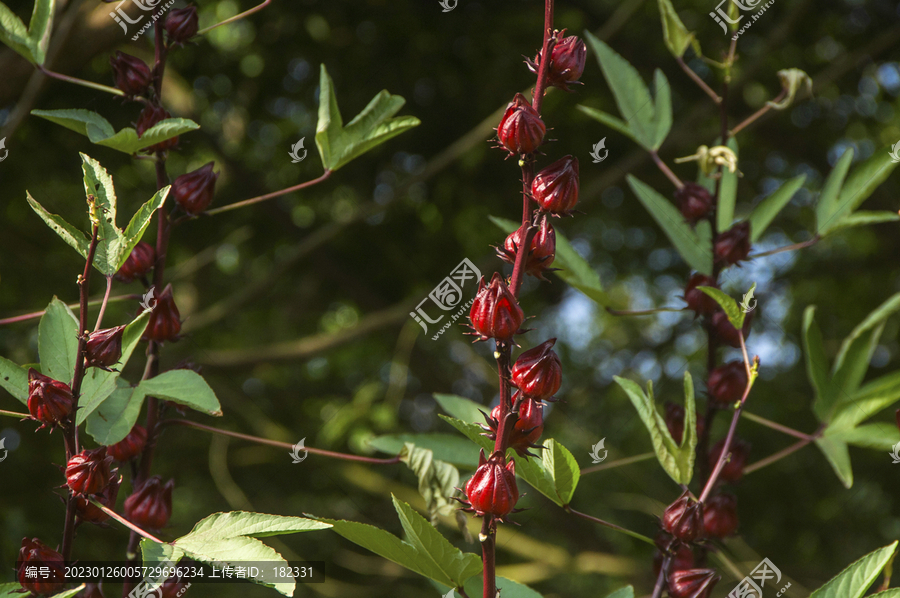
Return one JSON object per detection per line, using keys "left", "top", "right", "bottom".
{"left": 204, "top": 170, "right": 333, "bottom": 216}
{"left": 480, "top": 518, "right": 496, "bottom": 598}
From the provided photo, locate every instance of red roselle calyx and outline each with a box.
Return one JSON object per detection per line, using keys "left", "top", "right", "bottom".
{"left": 172, "top": 162, "right": 218, "bottom": 216}
{"left": 489, "top": 396, "right": 544, "bottom": 456}
{"left": 497, "top": 93, "right": 546, "bottom": 155}
{"left": 667, "top": 568, "right": 720, "bottom": 598}
{"left": 664, "top": 401, "right": 705, "bottom": 445}
{"left": 17, "top": 538, "right": 65, "bottom": 596}
{"left": 116, "top": 241, "right": 156, "bottom": 283}
{"left": 707, "top": 361, "right": 748, "bottom": 406}
{"left": 709, "top": 438, "right": 751, "bottom": 484}
{"left": 702, "top": 492, "right": 739, "bottom": 538}
{"left": 464, "top": 449, "right": 519, "bottom": 519}
{"left": 144, "top": 284, "right": 182, "bottom": 342}
{"left": 468, "top": 273, "right": 524, "bottom": 342}
{"left": 125, "top": 476, "right": 175, "bottom": 529}
{"left": 165, "top": 5, "right": 199, "bottom": 44}
{"left": 528, "top": 34, "right": 587, "bottom": 92}
{"left": 661, "top": 490, "right": 703, "bottom": 542}
{"left": 511, "top": 338, "right": 562, "bottom": 401}
{"left": 712, "top": 309, "right": 753, "bottom": 349}
{"left": 497, "top": 216, "right": 556, "bottom": 279}
{"left": 683, "top": 274, "right": 719, "bottom": 315}
{"left": 65, "top": 447, "right": 114, "bottom": 496}
{"left": 532, "top": 155, "right": 579, "bottom": 216}
{"left": 714, "top": 221, "right": 752, "bottom": 266}
{"left": 27, "top": 368, "right": 74, "bottom": 429}
{"left": 84, "top": 326, "right": 126, "bottom": 370}
{"left": 109, "top": 51, "right": 151, "bottom": 97}
{"left": 107, "top": 424, "right": 147, "bottom": 462}
{"left": 136, "top": 105, "right": 178, "bottom": 153}
{"left": 75, "top": 476, "right": 121, "bottom": 524}
{"left": 675, "top": 182, "right": 714, "bottom": 226}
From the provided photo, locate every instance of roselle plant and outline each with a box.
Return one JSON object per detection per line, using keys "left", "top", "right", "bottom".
{"left": 1, "top": 1, "right": 900, "bottom": 598}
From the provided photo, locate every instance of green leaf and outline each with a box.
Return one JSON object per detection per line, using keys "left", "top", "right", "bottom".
{"left": 77, "top": 310, "right": 149, "bottom": 424}
{"left": 584, "top": 32, "right": 669, "bottom": 151}
{"left": 32, "top": 110, "right": 199, "bottom": 155}
{"left": 398, "top": 442, "right": 461, "bottom": 521}
{"left": 717, "top": 137, "right": 739, "bottom": 232}
{"left": 0, "top": 356, "right": 29, "bottom": 404}
{"left": 369, "top": 433, "right": 480, "bottom": 467}
{"left": 315, "top": 496, "right": 481, "bottom": 588}
{"left": 748, "top": 174, "right": 806, "bottom": 242}
{"left": 835, "top": 148, "right": 900, "bottom": 218}
{"left": 135, "top": 370, "right": 222, "bottom": 417}
{"left": 0, "top": 584, "right": 21, "bottom": 598}
{"left": 576, "top": 106, "right": 635, "bottom": 141}
{"left": 614, "top": 373, "right": 696, "bottom": 485}
{"left": 871, "top": 592, "right": 900, "bottom": 598}
{"left": 0, "top": 0, "right": 54, "bottom": 64}
{"left": 825, "top": 210, "right": 900, "bottom": 233}
{"left": 0, "top": 4, "right": 31, "bottom": 62}
{"left": 604, "top": 588, "right": 635, "bottom": 598}
{"left": 81, "top": 153, "right": 126, "bottom": 276}
{"left": 816, "top": 148, "right": 855, "bottom": 235}
{"left": 512, "top": 438, "right": 580, "bottom": 506}
{"left": 804, "top": 306, "right": 835, "bottom": 422}
{"left": 439, "top": 415, "right": 493, "bottom": 453}
{"left": 657, "top": 0, "right": 696, "bottom": 58}
{"left": 827, "top": 423, "right": 900, "bottom": 450}
{"left": 434, "top": 393, "right": 490, "bottom": 424}
{"left": 626, "top": 175, "right": 712, "bottom": 275}
{"left": 27, "top": 193, "right": 91, "bottom": 261}
{"left": 697, "top": 286, "right": 744, "bottom": 330}
{"left": 315, "top": 64, "right": 420, "bottom": 171}
{"left": 809, "top": 541, "right": 897, "bottom": 598}
{"left": 167, "top": 512, "right": 331, "bottom": 596}
{"left": 489, "top": 216, "right": 610, "bottom": 305}
{"left": 38, "top": 297, "right": 79, "bottom": 384}
{"left": 814, "top": 435, "right": 853, "bottom": 488}
{"left": 85, "top": 383, "right": 145, "bottom": 446}
{"left": 461, "top": 576, "right": 545, "bottom": 598}
{"left": 121, "top": 186, "right": 169, "bottom": 266}
{"left": 830, "top": 371, "right": 900, "bottom": 430}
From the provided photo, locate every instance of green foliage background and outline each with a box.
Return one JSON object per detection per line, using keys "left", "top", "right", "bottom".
{"left": 1, "top": 0, "right": 900, "bottom": 596}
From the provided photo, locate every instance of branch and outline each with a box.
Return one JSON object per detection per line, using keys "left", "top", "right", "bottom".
{"left": 743, "top": 438, "right": 813, "bottom": 475}
{"left": 676, "top": 56, "right": 721, "bottom": 104}
{"left": 580, "top": 452, "right": 655, "bottom": 475}
{"left": 649, "top": 151, "right": 684, "bottom": 189}
{"left": 0, "top": 294, "right": 142, "bottom": 326}
{"left": 730, "top": 90, "right": 786, "bottom": 135}
{"left": 750, "top": 236, "right": 819, "bottom": 258}
{"left": 741, "top": 411, "right": 815, "bottom": 441}
{"left": 91, "top": 500, "right": 167, "bottom": 544}
{"left": 197, "top": 0, "right": 272, "bottom": 35}
{"left": 564, "top": 506, "right": 655, "bottom": 545}
{"left": 204, "top": 170, "right": 332, "bottom": 216}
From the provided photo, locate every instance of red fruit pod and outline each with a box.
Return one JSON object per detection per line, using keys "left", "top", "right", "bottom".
{"left": 75, "top": 476, "right": 121, "bottom": 524}
{"left": 714, "top": 221, "right": 752, "bottom": 267}
{"left": 683, "top": 274, "right": 719, "bottom": 315}
{"left": 527, "top": 34, "right": 587, "bottom": 92}
{"left": 27, "top": 368, "right": 74, "bottom": 429}
{"left": 464, "top": 450, "right": 519, "bottom": 518}
{"left": 144, "top": 284, "right": 182, "bottom": 343}
{"left": 116, "top": 241, "right": 156, "bottom": 283}
{"left": 136, "top": 105, "right": 178, "bottom": 153}
{"left": 532, "top": 155, "right": 579, "bottom": 215}
{"left": 511, "top": 339, "right": 562, "bottom": 401}
{"left": 125, "top": 476, "right": 175, "bottom": 530}
{"left": 702, "top": 493, "right": 739, "bottom": 538}
{"left": 16, "top": 538, "right": 66, "bottom": 596}
{"left": 675, "top": 182, "right": 714, "bottom": 225}
{"left": 85, "top": 326, "right": 126, "bottom": 370}
{"left": 109, "top": 51, "right": 152, "bottom": 97}
{"left": 667, "top": 568, "right": 720, "bottom": 598}
{"left": 165, "top": 5, "right": 199, "bottom": 44}
{"left": 661, "top": 490, "right": 703, "bottom": 543}
{"left": 491, "top": 396, "right": 545, "bottom": 456}
{"left": 66, "top": 447, "right": 114, "bottom": 496}
{"left": 711, "top": 309, "right": 753, "bottom": 349}
{"left": 708, "top": 438, "right": 751, "bottom": 484}
{"left": 497, "top": 216, "right": 556, "bottom": 279}
{"left": 172, "top": 162, "right": 219, "bottom": 216}
{"left": 468, "top": 273, "right": 525, "bottom": 342}
{"left": 497, "top": 93, "right": 546, "bottom": 155}
{"left": 707, "top": 361, "right": 748, "bottom": 406}
{"left": 107, "top": 425, "right": 148, "bottom": 462}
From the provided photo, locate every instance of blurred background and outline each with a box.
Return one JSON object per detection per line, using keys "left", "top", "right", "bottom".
{"left": 1, "top": 0, "right": 900, "bottom": 596}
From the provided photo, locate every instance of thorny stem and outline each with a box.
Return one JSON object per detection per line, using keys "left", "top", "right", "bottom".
{"left": 94, "top": 276, "right": 114, "bottom": 331}
{"left": 751, "top": 235, "right": 819, "bottom": 258}
{"left": 92, "top": 500, "right": 167, "bottom": 544}
{"left": 676, "top": 56, "right": 721, "bottom": 104}
{"left": 204, "top": 170, "right": 333, "bottom": 216}
{"left": 163, "top": 419, "right": 403, "bottom": 464}
{"left": 564, "top": 506, "right": 656, "bottom": 545}
{"left": 61, "top": 223, "right": 100, "bottom": 563}
{"left": 730, "top": 90, "right": 787, "bottom": 135}
{"left": 0, "top": 294, "right": 142, "bottom": 326}
{"left": 650, "top": 151, "right": 683, "bottom": 189}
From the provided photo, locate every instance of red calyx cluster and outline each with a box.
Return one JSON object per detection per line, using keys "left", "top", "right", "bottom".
{"left": 497, "top": 93, "right": 546, "bottom": 155}
{"left": 110, "top": 52, "right": 152, "bottom": 97}
{"left": 85, "top": 326, "right": 126, "bottom": 370}
{"left": 532, "top": 155, "right": 579, "bottom": 216}
{"left": 136, "top": 105, "right": 179, "bottom": 153}
{"left": 527, "top": 33, "right": 587, "bottom": 92}
{"left": 27, "top": 368, "right": 74, "bottom": 430}
{"left": 116, "top": 241, "right": 156, "bottom": 283}
{"left": 125, "top": 476, "right": 175, "bottom": 530}
{"left": 675, "top": 182, "right": 714, "bottom": 225}
{"left": 463, "top": 449, "right": 519, "bottom": 520}
{"left": 144, "top": 284, "right": 182, "bottom": 343}
{"left": 65, "top": 447, "right": 115, "bottom": 496}
{"left": 664, "top": 401, "right": 705, "bottom": 445}
{"left": 108, "top": 424, "right": 148, "bottom": 462}
{"left": 707, "top": 361, "right": 748, "bottom": 406}
{"left": 17, "top": 538, "right": 66, "bottom": 595}
{"left": 172, "top": 162, "right": 219, "bottom": 216}
{"left": 661, "top": 490, "right": 704, "bottom": 543}
{"left": 75, "top": 476, "right": 121, "bottom": 524}
{"left": 468, "top": 273, "right": 524, "bottom": 342}
{"left": 497, "top": 216, "right": 556, "bottom": 279}
{"left": 165, "top": 5, "right": 199, "bottom": 45}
